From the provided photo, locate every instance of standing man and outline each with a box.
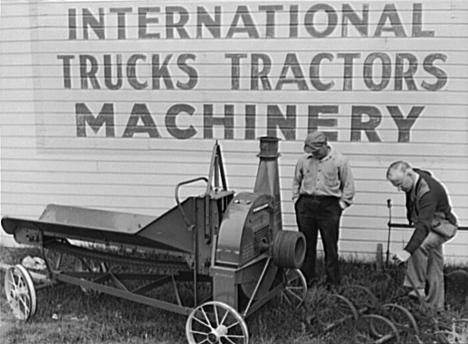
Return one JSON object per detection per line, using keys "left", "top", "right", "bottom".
{"left": 387, "top": 161, "right": 458, "bottom": 313}
{"left": 292, "top": 131, "right": 355, "bottom": 288}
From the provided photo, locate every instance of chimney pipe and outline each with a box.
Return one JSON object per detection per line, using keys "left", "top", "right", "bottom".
{"left": 254, "top": 137, "right": 282, "bottom": 236}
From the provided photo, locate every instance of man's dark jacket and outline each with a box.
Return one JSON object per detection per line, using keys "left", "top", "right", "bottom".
{"left": 404, "top": 169, "right": 457, "bottom": 254}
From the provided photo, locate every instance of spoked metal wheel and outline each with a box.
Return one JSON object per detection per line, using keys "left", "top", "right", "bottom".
{"left": 4, "top": 264, "right": 37, "bottom": 321}
{"left": 75, "top": 257, "right": 108, "bottom": 294}
{"left": 313, "top": 293, "right": 359, "bottom": 332}
{"left": 280, "top": 268, "right": 307, "bottom": 309}
{"left": 186, "top": 301, "right": 249, "bottom": 344}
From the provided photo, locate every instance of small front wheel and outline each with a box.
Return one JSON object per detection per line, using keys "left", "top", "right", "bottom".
{"left": 186, "top": 301, "right": 249, "bottom": 344}
{"left": 280, "top": 268, "right": 307, "bottom": 309}
{"left": 4, "top": 264, "right": 37, "bottom": 321}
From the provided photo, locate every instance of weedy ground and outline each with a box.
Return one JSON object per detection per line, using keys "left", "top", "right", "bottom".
{"left": 0, "top": 246, "right": 467, "bottom": 344}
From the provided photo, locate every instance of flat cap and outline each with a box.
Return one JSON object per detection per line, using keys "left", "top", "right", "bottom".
{"left": 304, "top": 131, "right": 327, "bottom": 148}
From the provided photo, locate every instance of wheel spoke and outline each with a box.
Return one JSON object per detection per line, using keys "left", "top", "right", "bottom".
{"left": 288, "top": 276, "right": 300, "bottom": 285}
{"left": 214, "top": 303, "right": 220, "bottom": 327}
{"left": 18, "top": 296, "right": 31, "bottom": 317}
{"left": 193, "top": 313, "right": 212, "bottom": 328}
{"left": 220, "top": 309, "right": 229, "bottom": 326}
{"left": 189, "top": 329, "right": 209, "bottom": 336}
{"left": 224, "top": 336, "right": 237, "bottom": 344}
{"left": 201, "top": 307, "right": 213, "bottom": 329}
{"left": 225, "top": 334, "right": 247, "bottom": 339}
{"left": 6, "top": 278, "right": 18, "bottom": 289}
{"left": 226, "top": 320, "right": 241, "bottom": 330}
{"left": 284, "top": 288, "right": 303, "bottom": 301}
{"left": 280, "top": 269, "right": 306, "bottom": 309}
{"left": 282, "top": 294, "right": 293, "bottom": 306}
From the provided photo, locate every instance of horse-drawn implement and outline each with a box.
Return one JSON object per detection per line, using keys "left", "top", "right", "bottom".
{"left": 2, "top": 137, "right": 307, "bottom": 344}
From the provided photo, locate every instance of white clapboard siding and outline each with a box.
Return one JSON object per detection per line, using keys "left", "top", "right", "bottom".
{"left": 1, "top": 0, "right": 467, "bottom": 261}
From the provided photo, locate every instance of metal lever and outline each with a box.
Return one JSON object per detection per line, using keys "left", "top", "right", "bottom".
{"left": 175, "top": 177, "right": 208, "bottom": 231}
{"left": 386, "top": 198, "right": 392, "bottom": 266}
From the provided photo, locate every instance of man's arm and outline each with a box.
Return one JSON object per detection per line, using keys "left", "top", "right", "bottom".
{"left": 339, "top": 158, "right": 355, "bottom": 208}
{"left": 292, "top": 159, "right": 303, "bottom": 202}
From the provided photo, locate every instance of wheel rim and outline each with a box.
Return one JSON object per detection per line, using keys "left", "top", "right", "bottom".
{"left": 382, "top": 303, "right": 419, "bottom": 336}
{"left": 340, "top": 285, "right": 379, "bottom": 311}
{"left": 314, "top": 294, "right": 359, "bottom": 331}
{"left": 186, "top": 301, "right": 249, "bottom": 344}
{"left": 281, "top": 269, "right": 307, "bottom": 309}
{"left": 356, "top": 314, "right": 400, "bottom": 344}
{"left": 4, "top": 264, "right": 37, "bottom": 321}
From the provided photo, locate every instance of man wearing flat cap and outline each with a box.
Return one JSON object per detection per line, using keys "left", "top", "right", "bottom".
{"left": 292, "top": 131, "right": 355, "bottom": 288}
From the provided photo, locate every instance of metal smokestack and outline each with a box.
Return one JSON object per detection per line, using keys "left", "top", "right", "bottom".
{"left": 254, "top": 136, "right": 283, "bottom": 236}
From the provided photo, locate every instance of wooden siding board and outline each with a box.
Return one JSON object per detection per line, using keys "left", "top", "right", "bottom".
{"left": 1, "top": 0, "right": 467, "bottom": 263}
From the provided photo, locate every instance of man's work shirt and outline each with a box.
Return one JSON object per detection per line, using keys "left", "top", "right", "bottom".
{"left": 292, "top": 147, "right": 355, "bottom": 207}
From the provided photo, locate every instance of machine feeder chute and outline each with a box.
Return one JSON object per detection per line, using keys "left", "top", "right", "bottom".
{"left": 2, "top": 137, "right": 306, "bottom": 344}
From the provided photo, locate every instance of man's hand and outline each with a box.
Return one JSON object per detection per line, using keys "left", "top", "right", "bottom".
{"left": 392, "top": 250, "right": 411, "bottom": 264}
{"left": 339, "top": 200, "right": 347, "bottom": 210}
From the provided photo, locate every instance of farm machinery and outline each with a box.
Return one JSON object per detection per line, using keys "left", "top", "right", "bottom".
{"left": 2, "top": 136, "right": 307, "bottom": 344}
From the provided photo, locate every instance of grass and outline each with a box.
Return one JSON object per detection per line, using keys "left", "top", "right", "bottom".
{"left": 1, "top": 246, "right": 467, "bottom": 344}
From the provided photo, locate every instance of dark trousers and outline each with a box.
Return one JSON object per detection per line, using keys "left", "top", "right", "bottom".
{"left": 295, "top": 195, "right": 342, "bottom": 285}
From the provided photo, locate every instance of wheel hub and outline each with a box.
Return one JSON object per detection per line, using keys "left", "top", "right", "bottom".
{"left": 208, "top": 325, "right": 228, "bottom": 343}
{"left": 10, "top": 289, "right": 18, "bottom": 299}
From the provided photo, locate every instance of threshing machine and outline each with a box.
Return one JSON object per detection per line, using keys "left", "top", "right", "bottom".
{"left": 2, "top": 137, "right": 307, "bottom": 344}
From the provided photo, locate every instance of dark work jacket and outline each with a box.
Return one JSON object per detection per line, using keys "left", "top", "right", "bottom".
{"left": 404, "top": 169, "right": 457, "bottom": 254}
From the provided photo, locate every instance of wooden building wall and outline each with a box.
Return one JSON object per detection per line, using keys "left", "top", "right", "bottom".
{"left": 1, "top": 0, "right": 467, "bottom": 262}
